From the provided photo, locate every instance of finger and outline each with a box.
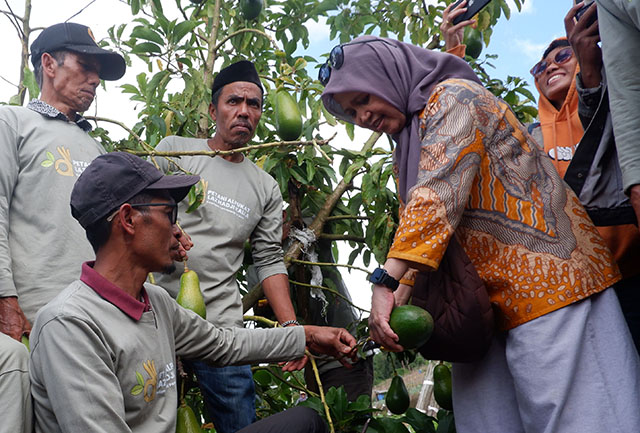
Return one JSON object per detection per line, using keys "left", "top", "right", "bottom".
{"left": 451, "top": 19, "right": 475, "bottom": 32}
{"left": 452, "top": 0, "right": 467, "bottom": 12}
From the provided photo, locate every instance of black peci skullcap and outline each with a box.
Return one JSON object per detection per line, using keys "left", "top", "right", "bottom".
{"left": 211, "top": 60, "right": 263, "bottom": 96}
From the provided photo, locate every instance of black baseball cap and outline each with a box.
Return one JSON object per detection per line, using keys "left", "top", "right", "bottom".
{"left": 211, "top": 60, "right": 263, "bottom": 97}
{"left": 71, "top": 152, "right": 200, "bottom": 229}
{"left": 31, "top": 22, "right": 126, "bottom": 81}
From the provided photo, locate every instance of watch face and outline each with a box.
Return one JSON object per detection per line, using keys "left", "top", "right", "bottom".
{"left": 370, "top": 268, "right": 385, "bottom": 284}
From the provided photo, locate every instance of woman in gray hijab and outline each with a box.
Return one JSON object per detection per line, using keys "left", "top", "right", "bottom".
{"left": 321, "top": 36, "right": 640, "bottom": 433}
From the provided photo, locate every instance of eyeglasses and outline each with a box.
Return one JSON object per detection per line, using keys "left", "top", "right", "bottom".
{"left": 318, "top": 39, "right": 396, "bottom": 86}
{"left": 530, "top": 47, "right": 574, "bottom": 78}
{"left": 107, "top": 203, "right": 178, "bottom": 225}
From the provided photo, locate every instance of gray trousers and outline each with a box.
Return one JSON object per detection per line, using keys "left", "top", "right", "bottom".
{"left": 452, "top": 288, "right": 640, "bottom": 433}
{"left": 0, "top": 332, "right": 32, "bottom": 433}
{"left": 595, "top": 0, "right": 640, "bottom": 190}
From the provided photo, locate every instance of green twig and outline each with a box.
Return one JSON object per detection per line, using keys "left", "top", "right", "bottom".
{"left": 288, "top": 280, "right": 370, "bottom": 313}
{"left": 290, "top": 259, "right": 371, "bottom": 275}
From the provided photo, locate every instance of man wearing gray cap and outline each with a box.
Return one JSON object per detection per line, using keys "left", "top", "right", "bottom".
{"left": 0, "top": 22, "right": 125, "bottom": 433}
{"left": 28, "top": 152, "right": 354, "bottom": 433}
{"left": 154, "top": 60, "right": 301, "bottom": 432}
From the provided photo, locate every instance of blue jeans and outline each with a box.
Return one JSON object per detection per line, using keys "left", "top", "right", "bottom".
{"left": 188, "top": 361, "right": 256, "bottom": 433}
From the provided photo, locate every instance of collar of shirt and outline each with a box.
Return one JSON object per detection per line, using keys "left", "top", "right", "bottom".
{"left": 27, "top": 99, "right": 93, "bottom": 132}
{"left": 80, "top": 261, "right": 151, "bottom": 321}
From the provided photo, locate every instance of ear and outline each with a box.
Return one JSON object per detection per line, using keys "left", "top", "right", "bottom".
{"left": 117, "top": 204, "right": 137, "bottom": 236}
{"left": 40, "top": 53, "right": 59, "bottom": 80}
{"left": 209, "top": 102, "right": 217, "bottom": 122}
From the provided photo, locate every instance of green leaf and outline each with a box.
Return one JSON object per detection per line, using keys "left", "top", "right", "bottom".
{"left": 130, "top": 0, "right": 140, "bottom": 15}
{"left": 130, "top": 384, "right": 143, "bottom": 396}
{"left": 135, "top": 371, "right": 144, "bottom": 386}
{"left": 40, "top": 160, "right": 53, "bottom": 168}
{"left": 172, "top": 21, "right": 197, "bottom": 44}
{"left": 132, "top": 42, "right": 162, "bottom": 54}
{"left": 345, "top": 122, "right": 354, "bottom": 141}
{"left": 402, "top": 408, "right": 437, "bottom": 433}
{"left": 130, "top": 26, "right": 165, "bottom": 45}
{"left": 22, "top": 67, "right": 39, "bottom": 100}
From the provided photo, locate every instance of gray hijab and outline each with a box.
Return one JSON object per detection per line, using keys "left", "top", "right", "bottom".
{"left": 321, "top": 36, "right": 481, "bottom": 203}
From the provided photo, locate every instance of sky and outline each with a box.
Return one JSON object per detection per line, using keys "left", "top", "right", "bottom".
{"left": 0, "top": 0, "right": 574, "bottom": 312}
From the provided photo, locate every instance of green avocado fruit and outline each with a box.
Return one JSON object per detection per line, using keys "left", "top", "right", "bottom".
{"left": 177, "top": 269, "right": 207, "bottom": 319}
{"left": 240, "top": 0, "right": 263, "bottom": 20}
{"left": 433, "top": 363, "right": 453, "bottom": 411}
{"left": 176, "top": 402, "right": 204, "bottom": 433}
{"left": 274, "top": 90, "right": 303, "bottom": 141}
{"left": 386, "top": 375, "right": 410, "bottom": 415}
{"left": 388, "top": 305, "right": 434, "bottom": 350}
{"left": 464, "top": 27, "right": 483, "bottom": 59}
{"left": 21, "top": 335, "right": 30, "bottom": 352}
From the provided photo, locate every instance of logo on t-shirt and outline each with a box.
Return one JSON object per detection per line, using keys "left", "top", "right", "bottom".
{"left": 40, "top": 146, "right": 91, "bottom": 177}
{"left": 206, "top": 189, "right": 250, "bottom": 220}
{"left": 130, "top": 360, "right": 175, "bottom": 403}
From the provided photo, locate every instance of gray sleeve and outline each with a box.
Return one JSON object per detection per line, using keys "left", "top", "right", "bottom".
{"left": 596, "top": 0, "right": 640, "bottom": 191}
{"left": 30, "top": 316, "right": 133, "bottom": 433}
{"left": 250, "top": 180, "right": 287, "bottom": 282}
{"left": 171, "top": 300, "right": 305, "bottom": 364}
{"left": 575, "top": 72, "right": 603, "bottom": 127}
{"left": 0, "top": 115, "right": 20, "bottom": 298}
{"left": 154, "top": 137, "right": 172, "bottom": 174}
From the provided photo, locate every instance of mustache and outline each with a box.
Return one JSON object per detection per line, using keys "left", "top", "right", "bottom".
{"left": 232, "top": 120, "right": 252, "bottom": 129}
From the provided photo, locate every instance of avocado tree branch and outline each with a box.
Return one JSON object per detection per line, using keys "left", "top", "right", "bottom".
{"left": 125, "top": 134, "right": 335, "bottom": 158}
{"left": 213, "top": 28, "right": 279, "bottom": 53}
{"left": 307, "top": 352, "right": 334, "bottom": 433}
{"left": 196, "top": 0, "right": 221, "bottom": 138}
{"left": 242, "top": 132, "right": 382, "bottom": 313}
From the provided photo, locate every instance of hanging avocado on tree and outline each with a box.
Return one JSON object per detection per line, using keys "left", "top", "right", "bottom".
{"left": 386, "top": 374, "right": 410, "bottom": 415}
{"left": 176, "top": 401, "right": 204, "bottom": 433}
{"left": 240, "top": 0, "right": 263, "bottom": 20}
{"left": 463, "top": 27, "right": 483, "bottom": 60}
{"left": 433, "top": 362, "right": 453, "bottom": 411}
{"left": 176, "top": 263, "right": 206, "bottom": 319}
{"left": 274, "top": 89, "right": 302, "bottom": 141}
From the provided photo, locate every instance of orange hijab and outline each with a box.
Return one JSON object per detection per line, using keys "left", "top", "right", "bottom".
{"left": 535, "top": 39, "right": 584, "bottom": 177}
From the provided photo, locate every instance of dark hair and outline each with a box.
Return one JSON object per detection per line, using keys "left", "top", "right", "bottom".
{"left": 542, "top": 39, "right": 571, "bottom": 60}
{"left": 34, "top": 50, "right": 67, "bottom": 89}
{"left": 84, "top": 190, "right": 169, "bottom": 253}
{"left": 211, "top": 87, "right": 223, "bottom": 107}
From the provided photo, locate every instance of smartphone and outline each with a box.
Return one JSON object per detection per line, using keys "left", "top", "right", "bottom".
{"left": 575, "top": 0, "right": 597, "bottom": 25}
{"left": 452, "top": 0, "right": 494, "bottom": 25}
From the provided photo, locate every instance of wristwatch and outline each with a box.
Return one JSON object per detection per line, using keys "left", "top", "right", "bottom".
{"left": 368, "top": 268, "right": 400, "bottom": 291}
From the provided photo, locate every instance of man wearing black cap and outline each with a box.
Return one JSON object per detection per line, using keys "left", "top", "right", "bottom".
{"left": 28, "top": 152, "right": 354, "bottom": 433}
{"left": 154, "top": 60, "right": 301, "bottom": 432}
{"left": 0, "top": 22, "right": 126, "bottom": 433}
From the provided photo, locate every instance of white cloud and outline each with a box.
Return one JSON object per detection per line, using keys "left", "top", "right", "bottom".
{"left": 515, "top": 38, "right": 549, "bottom": 62}
{"left": 304, "top": 16, "right": 331, "bottom": 44}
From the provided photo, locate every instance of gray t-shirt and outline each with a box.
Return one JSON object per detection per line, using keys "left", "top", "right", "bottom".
{"left": 29, "top": 278, "right": 304, "bottom": 433}
{"left": 154, "top": 136, "right": 287, "bottom": 327}
{"left": 0, "top": 102, "right": 104, "bottom": 321}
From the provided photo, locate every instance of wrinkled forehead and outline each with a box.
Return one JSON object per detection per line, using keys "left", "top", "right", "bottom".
{"left": 221, "top": 81, "right": 263, "bottom": 99}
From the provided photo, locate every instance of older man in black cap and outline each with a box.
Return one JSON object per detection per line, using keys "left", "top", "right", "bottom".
{"left": 0, "top": 22, "right": 125, "bottom": 433}
{"left": 29, "top": 152, "right": 353, "bottom": 433}
{"left": 154, "top": 60, "right": 302, "bottom": 432}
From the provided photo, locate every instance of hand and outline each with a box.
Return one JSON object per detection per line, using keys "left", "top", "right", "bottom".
{"left": 172, "top": 223, "right": 193, "bottom": 261}
{"left": 369, "top": 285, "right": 404, "bottom": 352}
{"left": 393, "top": 283, "right": 413, "bottom": 306}
{"left": 301, "top": 325, "right": 357, "bottom": 368}
{"left": 630, "top": 185, "right": 640, "bottom": 229}
{"left": 565, "top": 1, "right": 602, "bottom": 88}
{"left": 441, "top": 0, "right": 475, "bottom": 51}
{"left": 281, "top": 353, "right": 309, "bottom": 372}
{"left": 0, "top": 296, "right": 31, "bottom": 340}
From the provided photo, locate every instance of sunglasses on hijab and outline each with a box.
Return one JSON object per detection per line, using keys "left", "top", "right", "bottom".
{"left": 530, "top": 47, "right": 574, "bottom": 78}
{"left": 318, "top": 38, "right": 396, "bottom": 86}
